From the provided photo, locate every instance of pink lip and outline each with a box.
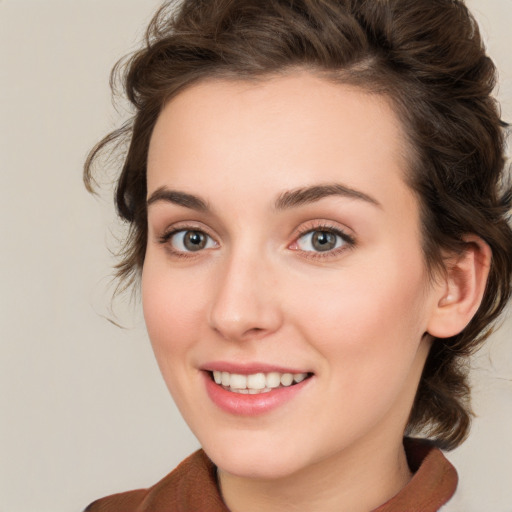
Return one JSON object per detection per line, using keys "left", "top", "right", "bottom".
{"left": 202, "top": 361, "right": 310, "bottom": 375}
{"left": 202, "top": 370, "right": 312, "bottom": 416}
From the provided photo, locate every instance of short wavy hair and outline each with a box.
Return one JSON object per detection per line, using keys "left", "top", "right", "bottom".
{"left": 85, "top": 0, "right": 512, "bottom": 450}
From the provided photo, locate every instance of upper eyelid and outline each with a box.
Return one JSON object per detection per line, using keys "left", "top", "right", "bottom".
{"left": 159, "top": 221, "right": 217, "bottom": 239}
{"left": 297, "top": 225, "right": 349, "bottom": 236}
{"left": 291, "top": 220, "right": 354, "bottom": 240}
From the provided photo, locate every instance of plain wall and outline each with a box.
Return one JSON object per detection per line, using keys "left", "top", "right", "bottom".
{"left": 0, "top": 1, "right": 510, "bottom": 511}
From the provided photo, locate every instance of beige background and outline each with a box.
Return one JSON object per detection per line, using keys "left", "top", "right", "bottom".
{"left": 1, "top": 1, "right": 511, "bottom": 511}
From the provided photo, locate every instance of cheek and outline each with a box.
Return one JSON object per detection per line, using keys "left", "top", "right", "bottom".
{"left": 141, "top": 257, "right": 214, "bottom": 417}
{"left": 287, "top": 259, "right": 430, "bottom": 435}
{"left": 141, "top": 256, "right": 207, "bottom": 361}
{"left": 288, "top": 247, "right": 430, "bottom": 370}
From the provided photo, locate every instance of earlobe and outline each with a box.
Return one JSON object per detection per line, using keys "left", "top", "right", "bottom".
{"left": 427, "top": 236, "right": 492, "bottom": 339}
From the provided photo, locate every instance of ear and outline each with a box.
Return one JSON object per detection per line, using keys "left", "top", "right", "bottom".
{"left": 427, "top": 236, "right": 492, "bottom": 339}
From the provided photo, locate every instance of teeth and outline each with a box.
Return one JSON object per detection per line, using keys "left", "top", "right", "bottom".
{"left": 247, "top": 373, "right": 266, "bottom": 389}
{"left": 294, "top": 373, "right": 307, "bottom": 383}
{"left": 229, "top": 373, "right": 247, "bottom": 389}
{"left": 280, "top": 373, "right": 294, "bottom": 386}
{"left": 266, "top": 372, "right": 281, "bottom": 388}
{"left": 212, "top": 370, "right": 309, "bottom": 393}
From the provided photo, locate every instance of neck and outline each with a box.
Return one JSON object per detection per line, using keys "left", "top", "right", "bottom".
{"left": 218, "top": 435, "right": 413, "bottom": 512}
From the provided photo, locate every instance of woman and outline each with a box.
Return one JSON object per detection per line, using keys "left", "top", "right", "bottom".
{"left": 84, "top": 0, "right": 512, "bottom": 510}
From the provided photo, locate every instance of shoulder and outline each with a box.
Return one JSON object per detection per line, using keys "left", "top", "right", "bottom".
{"left": 83, "top": 450, "right": 228, "bottom": 512}
{"left": 84, "top": 488, "right": 147, "bottom": 512}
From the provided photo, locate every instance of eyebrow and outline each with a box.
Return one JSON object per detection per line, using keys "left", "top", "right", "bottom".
{"left": 275, "top": 183, "right": 381, "bottom": 210}
{"left": 147, "top": 187, "right": 209, "bottom": 211}
{"left": 146, "top": 182, "right": 381, "bottom": 212}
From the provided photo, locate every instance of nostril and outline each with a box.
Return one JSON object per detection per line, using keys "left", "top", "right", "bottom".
{"left": 247, "top": 327, "right": 264, "bottom": 334}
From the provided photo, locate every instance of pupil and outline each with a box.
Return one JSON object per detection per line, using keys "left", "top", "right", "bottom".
{"left": 184, "top": 231, "right": 206, "bottom": 251}
{"left": 312, "top": 231, "right": 336, "bottom": 251}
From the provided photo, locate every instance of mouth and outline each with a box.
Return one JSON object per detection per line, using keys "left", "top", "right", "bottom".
{"left": 201, "top": 363, "right": 315, "bottom": 415}
{"left": 208, "top": 370, "right": 314, "bottom": 394}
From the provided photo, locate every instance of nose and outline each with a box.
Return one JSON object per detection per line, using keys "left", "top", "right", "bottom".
{"left": 208, "top": 251, "right": 283, "bottom": 342}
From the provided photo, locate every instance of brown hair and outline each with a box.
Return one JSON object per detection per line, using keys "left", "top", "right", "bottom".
{"left": 84, "top": 0, "right": 512, "bottom": 450}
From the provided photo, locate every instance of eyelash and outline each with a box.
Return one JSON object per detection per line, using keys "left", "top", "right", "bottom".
{"left": 157, "top": 222, "right": 356, "bottom": 259}
{"left": 158, "top": 225, "right": 218, "bottom": 259}
{"left": 291, "top": 222, "right": 356, "bottom": 259}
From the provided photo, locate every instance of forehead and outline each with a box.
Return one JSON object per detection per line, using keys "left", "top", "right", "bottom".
{"left": 147, "top": 72, "right": 413, "bottom": 210}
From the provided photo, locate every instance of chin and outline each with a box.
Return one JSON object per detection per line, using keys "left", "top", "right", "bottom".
{"left": 214, "top": 453, "right": 306, "bottom": 480}
{"left": 199, "top": 431, "right": 316, "bottom": 480}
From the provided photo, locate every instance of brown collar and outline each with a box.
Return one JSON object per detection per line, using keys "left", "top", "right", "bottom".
{"left": 85, "top": 438, "right": 457, "bottom": 511}
{"left": 372, "top": 438, "right": 458, "bottom": 511}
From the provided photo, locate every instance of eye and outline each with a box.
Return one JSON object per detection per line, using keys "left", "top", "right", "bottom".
{"left": 294, "top": 229, "right": 349, "bottom": 253}
{"left": 167, "top": 229, "right": 217, "bottom": 252}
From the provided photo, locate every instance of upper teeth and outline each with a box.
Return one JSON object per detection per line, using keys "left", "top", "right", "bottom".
{"left": 212, "top": 371, "right": 308, "bottom": 393}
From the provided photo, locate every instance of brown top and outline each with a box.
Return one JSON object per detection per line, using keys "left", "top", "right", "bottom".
{"left": 84, "top": 439, "right": 457, "bottom": 512}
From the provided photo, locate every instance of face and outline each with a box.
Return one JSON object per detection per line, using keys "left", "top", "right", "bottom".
{"left": 143, "top": 72, "right": 440, "bottom": 480}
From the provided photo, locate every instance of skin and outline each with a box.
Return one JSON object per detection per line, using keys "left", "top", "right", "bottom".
{"left": 142, "top": 72, "right": 468, "bottom": 511}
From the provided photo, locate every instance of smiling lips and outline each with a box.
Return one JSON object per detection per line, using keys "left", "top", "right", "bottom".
{"left": 213, "top": 370, "right": 309, "bottom": 393}
{"left": 203, "top": 368, "right": 313, "bottom": 415}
